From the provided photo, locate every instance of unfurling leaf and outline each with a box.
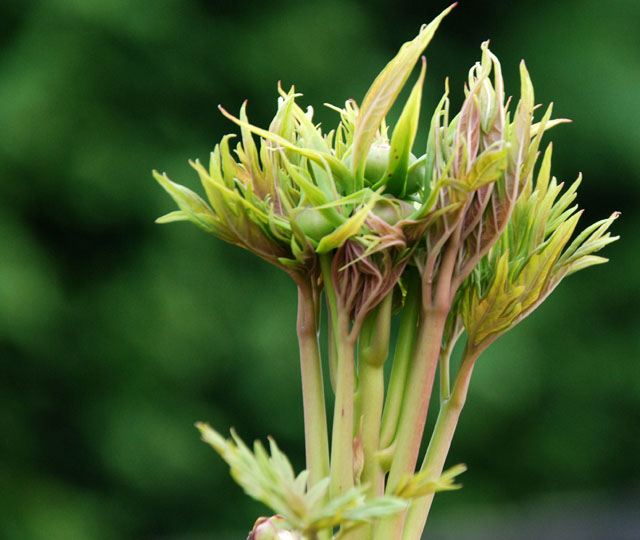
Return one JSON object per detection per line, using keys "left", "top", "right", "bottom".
{"left": 351, "top": 5, "right": 455, "bottom": 187}
{"left": 394, "top": 464, "right": 467, "bottom": 499}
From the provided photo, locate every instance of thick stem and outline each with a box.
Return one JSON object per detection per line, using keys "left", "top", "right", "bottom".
{"left": 384, "top": 308, "right": 449, "bottom": 493}
{"left": 401, "top": 345, "right": 481, "bottom": 540}
{"left": 321, "top": 255, "right": 340, "bottom": 394}
{"left": 320, "top": 253, "right": 356, "bottom": 499}
{"left": 296, "top": 282, "right": 330, "bottom": 489}
{"left": 330, "top": 312, "right": 356, "bottom": 498}
{"left": 379, "top": 269, "right": 421, "bottom": 450}
{"left": 357, "top": 293, "right": 393, "bottom": 498}
{"left": 354, "top": 361, "right": 384, "bottom": 540}
{"left": 372, "top": 309, "right": 447, "bottom": 540}
{"left": 358, "top": 363, "right": 385, "bottom": 494}
{"left": 373, "top": 239, "right": 459, "bottom": 540}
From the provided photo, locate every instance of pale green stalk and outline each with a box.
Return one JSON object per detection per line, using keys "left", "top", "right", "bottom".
{"left": 357, "top": 292, "right": 393, "bottom": 496}
{"left": 379, "top": 269, "right": 421, "bottom": 450}
{"left": 401, "top": 345, "right": 481, "bottom": 540}
{"left": 355, "top": 359, "right": 384, "bottom": 493}
{"left": 353, "top": 293, "right": 393, "bottom": 540}
{"left": 355, "top": 362, "right": 384, "bottom": 540}
{"left": 438, "top": 324, "right": 463, "bottom": 404}
{"left": 374, "top": 239, "right": 460, "bottom": 540}
{"left": 438, "top": 340, "right": 453, "bottom": 404}
{"left": 295, "top": 281, "right": 330, "bottom": 540}
{"left": 372, "top": 310, "right": 447, "bottom": 540}
{"left": 331, "top": 315, "right": 356, "bottom": 498}
{"left": 320, "top": 254, "right": 355, "bottom": 500}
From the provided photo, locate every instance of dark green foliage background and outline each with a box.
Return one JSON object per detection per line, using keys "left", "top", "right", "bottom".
{"left": 1, "top": 1, "right": 638, "bottom": 538}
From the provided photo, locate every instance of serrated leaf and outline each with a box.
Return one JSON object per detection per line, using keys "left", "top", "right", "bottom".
{"left": 218, "top": 105, "right": 354, "bottom": 195}
{"left": 465, "top": 143, "right": 507, "bottom": 189}
{"left": 557, "top": 212, "right": 620, "bottom": 267}
{"left": 351, "top": 5, "right": 454, "bottom": 186}
{"left": 394, "top": 463, "right": 467, "bottom": 499}
{"left": 153, "top": 170, "right": 217, "bottom": 233}
{"left": 316, "top": 191, "right": 381, "bottom": 253}
{"left": 341, "top": 497, "right": 408, "bottom": 521}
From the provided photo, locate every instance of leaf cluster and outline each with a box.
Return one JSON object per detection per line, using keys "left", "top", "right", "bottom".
{"left": 197, "top": 423, "right": 465, "bottom": 538}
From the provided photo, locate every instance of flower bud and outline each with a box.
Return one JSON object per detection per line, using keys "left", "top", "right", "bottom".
{"left": 293, "top": 207, "right": 335, "bottom": 242}
{"left": 248, "top": 516, "right": 300, "bottom": 540}
{"left": 347, "top": 144, "right": 424, "bottom": 196}
{"left": 372, "top": 196, "right": 415, "bottom": 225}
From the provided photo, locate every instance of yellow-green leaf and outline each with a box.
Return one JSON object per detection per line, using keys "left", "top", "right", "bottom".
{"left": 351, "top": 5, "right": 454, "bottom": 187}
{"left": 382, "top": 57, "right": 427, "bottom": 197}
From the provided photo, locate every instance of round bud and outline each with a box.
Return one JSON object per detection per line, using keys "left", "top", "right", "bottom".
{"left": 405, "top": 156, "right": 426, "bottom": 195}
{"left": 372, "top": 197, "right": 415, "bottom": 225}
{"left": 345, "top": 145, "right": 425, "bottom": 197}
{"left": 250, "top": 516, "right": 299, "bottom": 540}
{"left": 293, "top": 207, "right": 335, "bottom": 242}
{"left": 362, "top": 144, "right": 392, "bottom": 184}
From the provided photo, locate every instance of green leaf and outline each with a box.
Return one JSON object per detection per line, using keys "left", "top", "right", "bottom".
{"left": 315, "top": 190, "right": 381, "bottom": 253}
{"left": 424, "top": 81, "right": 450, "bottom": 187}
{"left": 464, "top": 143, "right": 507, "bottom": 189}
{"left": 155, "top": 210, "right": 188, "bottom": 224}
{"left": 394, "top": 464, "right": 467, "bottom": 499}
{"left": 218, "top": 105, "right": 354, "bottom": 195}
{"left": 152, "top": 170, "right": 216, "bottom": 233}
{"left": 381, "top": 57, "right": 427, "bottom": 197}
{"left": 564, "top": 255, "right": 610, "bottom": 276}
{"left": 341, "top": 497, "right": 407, "bottom": 522}
{"left": 197, "top": 423, "right": 409, "bottom": 535}
{"left": 351, "top": 4, "right": 455, "bottom": 187}
{"left": 239, "top": 101, "right": 265, "bottom": 191}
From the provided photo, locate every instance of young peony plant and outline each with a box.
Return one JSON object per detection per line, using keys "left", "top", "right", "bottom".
{"left": 153, "top": 5, "right": 618, "bottom": 540}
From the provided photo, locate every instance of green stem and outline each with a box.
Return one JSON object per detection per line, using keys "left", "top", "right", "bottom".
{"left": 296, "top": 282, "right": 330, "bottom": 488}
{"left": 358, "top": 293, "right": 393, "bottom": 498}
{"left": 320, "top": 254, "right": 355, "bottom": 499}
{"left": 358, "top": 363, "right": 385, "bottom": 493}
{"left": 438, "top": 341, "right": 451, "bottom": 404}
{"left": 373, "top": 239, "right": 459, "bottom": 540}
{"left": 321, "top": 253, "right": 339, "bottom": 394}
{"left": 372, "top": 309, "right": 447, "bottom": 540}
{"left": 401, "top": 345, "right": 481, "bottom": 540}
{"left": 438, "top": 323, "right": 462, "bottom": 404}
{"left": 331, "top": 312, "right": 356, "bottom": 498}
{"left": 384, "top": 308, "right": 449, "bottom": 493}
{"left": 334, "top": 523, "right": 367, "bottom": 540}
{"left": 379, "top": 269, "right": 421, "bottom": 450}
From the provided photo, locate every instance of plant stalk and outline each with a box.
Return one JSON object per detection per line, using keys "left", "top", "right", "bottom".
{"left": 330, "top": 312, "right": 356, "bottom": 498}
{"left": 438, "top": 323, "right": 463, "bottom": 404}
{"left": 320, "top": 253, "right": 356, "bottom": 499}
{"left": 357, "top": 292, "right": 393, "bottom": 498}
{"left": 296, "top": 282, "right": 330, "bottom": 489}
{"left": 379, "top": 269, "right": 421, "bottom": 450}
{"left": 400, "top": 345, "right": 481, "bottom": 540}
{"left": 371, "top": 308, "right": 447, "bottom": 540}
{"left": 374, "top": 237, "right": 460, "bottom": 540}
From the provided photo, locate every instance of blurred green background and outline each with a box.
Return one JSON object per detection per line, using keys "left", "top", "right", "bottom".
{"left": 1, "top": 1, "right": 638, "bottom": 538}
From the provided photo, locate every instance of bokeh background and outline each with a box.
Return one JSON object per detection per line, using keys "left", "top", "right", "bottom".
{"left": 1, "top": 1, "right": 638, "bottom": 539}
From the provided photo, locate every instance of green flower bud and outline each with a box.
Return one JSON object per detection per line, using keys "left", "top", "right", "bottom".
{"left": 372, "top": 196, "right": 415, "bottom": 225}
{"left": 405, "top": 156, "right": 426, "bottom": 195}
{"left": 293, "top": 207, "right": 335, "bottom": 242}
{"left": 361, "top": 143, "right": 391, "bottom": 185}
{"left": 346, "top": 144, "right": 424, "bottom": 197}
